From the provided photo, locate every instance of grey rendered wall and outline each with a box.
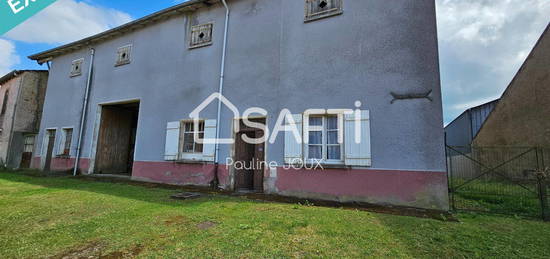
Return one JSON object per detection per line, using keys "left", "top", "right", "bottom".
{"left": 35, "top": 0, "right": 445, "bottom": 172}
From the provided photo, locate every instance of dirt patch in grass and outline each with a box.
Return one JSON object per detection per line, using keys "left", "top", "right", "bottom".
{"left": 102, "top": 245, "right": 143, "bottom": 259}
{"left": 51, "top": 242, "right": 144, "bottom": 259}
{"left": 164, "top": 215, "right": 190, "bottom": 226}
{"left": 50, "top": 242, "right": 104, "bottom": 259}
{"left": 197, "top": 221, "right": 217, "bottom": 230}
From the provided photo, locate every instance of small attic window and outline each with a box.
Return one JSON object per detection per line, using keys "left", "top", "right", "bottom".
{"left": 189, "top": 23, "right": 213, "bottom": 49}
{"left": 115, "top": 45, "right": 132, "bottom": 66}
{"left": 305, "top": 0, "right": 343, "bottom": 22}
{"left": 70, "top": 58, "right": 84, "bottom": 77}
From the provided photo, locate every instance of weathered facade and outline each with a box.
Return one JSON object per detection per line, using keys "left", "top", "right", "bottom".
{"left": 29, "top": 0, "right": 448, "bottom": 210}
{"left": 0, "top": 70, "right": 48, "bottom": 168}
{"left": 474, "top": 24, "right": 550, "bottom": 147}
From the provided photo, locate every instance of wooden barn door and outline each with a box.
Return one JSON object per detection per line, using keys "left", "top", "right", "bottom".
{"left": 95, "top": 105, "right": 135, "bottom": 174}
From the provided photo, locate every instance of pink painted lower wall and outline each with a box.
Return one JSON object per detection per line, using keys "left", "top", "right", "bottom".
{"left": 274, "top": 167, "right": 449, "bottom": 210}
{"left": 30, "top": 157, "right": 90, "bottom": 173}
{"left": 132, "top": 161, "right": 230, "bottom": 187}
{"left": 29, "top": 157, "right": 448, "bottom": 210}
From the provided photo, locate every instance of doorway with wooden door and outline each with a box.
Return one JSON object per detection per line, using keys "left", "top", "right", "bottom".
{"left": 95, "top": 102, "right": 139, "bottom": 175}
{"left": 43, "top": 129, "right": 56, "bottom": 171}
{"left": 234, "top": 118, "right": 266, "bottom": 193}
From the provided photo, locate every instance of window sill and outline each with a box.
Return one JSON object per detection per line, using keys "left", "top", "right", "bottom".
{"left": 189, "top": 41, "right": 212, "bottom": 50}
{"left": 56, "top": 155, "right": 71, "bottom": 159}
{"left": 114, "top": 60, "right": 131, "bottom": 67}
{"left": 304, "top": 9, "right": 343, "bottom": 23}
{"left": 175, "top": 159, "right": 209, "bottom": 165}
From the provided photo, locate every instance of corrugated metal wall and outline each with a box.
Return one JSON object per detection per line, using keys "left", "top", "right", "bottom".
{"left": 470, "top": 100, "right": 498, "bottom": 139}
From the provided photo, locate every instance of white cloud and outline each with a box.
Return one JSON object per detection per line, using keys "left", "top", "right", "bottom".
{"left": 0, "top": 39, "right": 20, "bottom": 76}
{"left": 436, "top": 0, "right": 550, "bottom": 123}
{"left": 4, "top": 0, "right": 132, "bottom": 44}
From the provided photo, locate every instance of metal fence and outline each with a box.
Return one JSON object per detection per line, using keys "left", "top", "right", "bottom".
{"left": 446, "top": 146, "right": 549, "bottom": 221}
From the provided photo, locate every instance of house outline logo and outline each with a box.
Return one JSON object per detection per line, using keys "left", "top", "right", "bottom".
{"left": 189, "top": 92, "right": 239, "bottom": 144}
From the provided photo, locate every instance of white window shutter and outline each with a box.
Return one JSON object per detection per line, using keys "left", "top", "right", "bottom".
{"left": 202, "top": 119, "right": 217, "bottom": 162}
{"left": 164, "top": 121, "right": 180, "bottom": 161}
{"left": 284, "top": 114, "right": 303, "bottom": 164}
{"left": 345, "top": 110, "right": 372, "bottom": 167}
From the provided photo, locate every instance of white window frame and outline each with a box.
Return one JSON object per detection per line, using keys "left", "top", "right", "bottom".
{"left": 115, "top": 44, "right": 132, "bottom": 66}
{"left": 305, "top": 115, "right": 344, "bottom": 164}
{"left": 70, "top": 58, "right": 84, "bottom": 77}
{"left": 179, "top": 120, "right": 205, "bottom": 161}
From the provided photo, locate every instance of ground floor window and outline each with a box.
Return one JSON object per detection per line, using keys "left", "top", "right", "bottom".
{"left": 180, "top": 121, "right": 204, "bottom": 154}
{"left": 23, "top": 135, "right": 35, "bottom": 153}
{"left": 61, "top": 128, "right": 73, "bottom": 156}
{"left": 307, "top": 115, "right": 342, "bottom": 161}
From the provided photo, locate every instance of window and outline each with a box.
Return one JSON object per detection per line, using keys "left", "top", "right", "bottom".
{"left": 23, "top": 135, "right": 35, "bottom": 153}
{"left": 70, "top": 58, "right": 84, "bottom": 77}
{"left": 1, "top": 90, "right": 9, "bottom": 115}
{"left": 115, "top": 45, "right": 132, "bottom": 66}
{"left": 304, "top": 0, "right": 343, "bottom": 22}
{"left": 307, "top": 115, "right": 342, "bottom": 161}
{"left": 189, "top": 23, "right": 213, "bottom": 49}
{"left": 180, "top": 121, "right": 204, "bottom": 154}
{"left": 61, "top": 128, "right": 73, "bottom": 156}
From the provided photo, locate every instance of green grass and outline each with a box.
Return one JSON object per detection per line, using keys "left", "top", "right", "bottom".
{"left": 1, "top": 172, "right": 550, "bottom": 258}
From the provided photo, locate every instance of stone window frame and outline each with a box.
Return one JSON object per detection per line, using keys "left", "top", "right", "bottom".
{"left": 70, "top": 58, "right": 84, "bottom": 77}
{"left": 189, "top": 23, "right": 213, "bottom": 49}
{"left": 115, "top": 44, "right": 132, "bottom": 67}
{"left": 304, "top": 0, "right": 343, "bottom": 23}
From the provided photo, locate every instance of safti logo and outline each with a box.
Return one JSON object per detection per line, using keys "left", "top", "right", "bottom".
{"left": 188, "top": 92, "right": 366, "bottom": 145}
{"left": 1, "top": 0, "right": 57, "bottom": 35}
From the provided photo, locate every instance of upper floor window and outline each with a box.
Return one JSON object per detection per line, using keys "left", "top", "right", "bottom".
{"left": 189, "top": 23, "right": 213, "bottom": 49}
{"left": 115, "top": 45, "right": 132, "bottom": 66}
{"left": 70, "top": 58, "right": 84, "bottom": 77}
{"left": 304, "top": 0, "right": 343, "bottom": 22}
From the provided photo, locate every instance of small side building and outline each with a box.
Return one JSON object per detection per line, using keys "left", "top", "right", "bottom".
{"left": 444, "top": 99, "right": 499, "bottom": 153}
{"left": 0, "top": 70, "right": 49, "bottom": 168}
{"left": 473, "top": 24, "right": 550, "bottom": 147}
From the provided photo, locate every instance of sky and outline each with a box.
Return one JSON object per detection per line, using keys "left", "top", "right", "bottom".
{"left": 0, "top": 0, "right": 548, "bottom": 124}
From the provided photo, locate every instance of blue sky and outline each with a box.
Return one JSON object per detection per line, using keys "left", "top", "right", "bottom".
{"left": 0, "top": 0, "right": 548, "bottom": 124}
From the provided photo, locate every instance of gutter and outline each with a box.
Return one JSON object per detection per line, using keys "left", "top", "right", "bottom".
{"left": 213, "top": 0, "right": 230, "bottom": 188}
{"left": 73, "top": 48, "right": 95, "bottom": 176}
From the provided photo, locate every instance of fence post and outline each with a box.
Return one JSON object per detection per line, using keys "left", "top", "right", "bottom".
{"left": 539, "top": 178, "right": 549, "bottom": 221}
{"left": 446, "top": 145, "right": 456, "bottom": 211}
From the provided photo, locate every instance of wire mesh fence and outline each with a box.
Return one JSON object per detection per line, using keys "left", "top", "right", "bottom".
{"left": 446, "top": 146, "right": 549, "bottom": 221}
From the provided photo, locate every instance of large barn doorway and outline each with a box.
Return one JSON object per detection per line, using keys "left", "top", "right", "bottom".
{"left": 234, "top": 118, "right": 266, "bottom": 193}
{"left": 95, "top": 102, "right": 139, "bottom": 175}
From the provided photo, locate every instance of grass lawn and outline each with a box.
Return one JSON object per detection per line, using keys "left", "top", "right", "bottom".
{"left": 1, "top": 172, "right": 550, "bottom": 258}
